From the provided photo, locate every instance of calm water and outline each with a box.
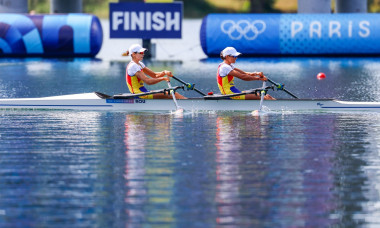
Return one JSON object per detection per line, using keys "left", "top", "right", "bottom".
{"left": 2, "top": 56, "right": 380, "bottom": 227}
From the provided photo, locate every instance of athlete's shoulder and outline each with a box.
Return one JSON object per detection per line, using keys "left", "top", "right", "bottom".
{"left": 219, "top": 62, "right": 233, "bottom": 67}
{"left": 138, "top": 61, "right": 146, "bottom": 68}
{"left": 218, "top": 62, "right": 234, "bottom": 77}
{"left": 127, "top": 61, "right": 143, "bottom": 76}
{"left": 219, "top": 62, "right": 234, "bottom": 70}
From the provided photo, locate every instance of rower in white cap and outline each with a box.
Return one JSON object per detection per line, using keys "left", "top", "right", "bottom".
{"left": 122, "top": 44, "right": 186, "bottom": 99}
{"left": 216, "top": 47, "right": 275, "bottom": 100}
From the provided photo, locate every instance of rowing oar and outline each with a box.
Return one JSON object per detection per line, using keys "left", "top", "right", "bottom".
{"left": 112, "top": 86, "right": 184, "bottom": 99}
{"left": 167, "top": 81, "right": 184, "bottom": 113}
{"left": 267, "top": 78, "right": 298, "bottom": 99}
{"left": 252, "top": 81, "right": 267, "bottom": 116}
{"left": 258, "top": 81, "right": 266, "bottom": 111}
{"left": 172, "top": 76, "right": 206, "bottom": 96}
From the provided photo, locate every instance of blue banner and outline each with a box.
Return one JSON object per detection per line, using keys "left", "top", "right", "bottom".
{"left": 200, "top": 13, "right": 380, "bottom": 56}
{"left": 109, "top": 2, "right": 182, "bottom": 39}
{"left": 0, "top": 13, "right": 103, "bottom": 57}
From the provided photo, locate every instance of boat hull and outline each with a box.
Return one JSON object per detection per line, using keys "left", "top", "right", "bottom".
{"left": 1, "top": 93, "right": 380, "bottom": 112}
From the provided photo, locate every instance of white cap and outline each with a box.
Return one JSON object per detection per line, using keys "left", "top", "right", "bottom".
{"left": 222, "top": 47, "right": 241, "bottom": 57}
{"left": 128, "top": 44, "right": 147, "bottom": 54}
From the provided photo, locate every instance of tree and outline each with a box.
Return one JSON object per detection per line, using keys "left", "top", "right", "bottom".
{"left": 181, "top": 0, "right": 219, "bottom": 18}
{"left": 368, "top": 0, "right": 380, "bottom": 12}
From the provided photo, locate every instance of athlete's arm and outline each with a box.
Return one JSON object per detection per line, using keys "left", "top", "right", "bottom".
{"left": 231, "top": 68, "right": 267, "bottom": 81}
{"left": 136, "top": 71, "right": 169, "bottom": 85}
{"left": 143, "top": 67, "right": 173, "bottom": 78}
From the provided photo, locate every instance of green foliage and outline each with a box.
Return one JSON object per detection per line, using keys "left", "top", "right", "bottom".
{"left": 182, "top": 0, "right": 221, "bottom": 18}
{"left": 368, "top": 0, "right": 380, "bottom": 12}
{"left": 83, "top": 0, "right": 118, "bottom": 18}
{"left": 25, "top": 0, "right": 379, "bottom": 18}
{"left": 28, "top": 0, "right": 49, "bottom": 13}
{"left": 25, "top": 0, "right": 262, "bottom": 18}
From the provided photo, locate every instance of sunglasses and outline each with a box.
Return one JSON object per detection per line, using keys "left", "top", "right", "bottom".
{"left": 228, "top": 55, "right": 238, "bottom": 58}
{"left": 135, "top": 52, "right": 145, "bottom": 55}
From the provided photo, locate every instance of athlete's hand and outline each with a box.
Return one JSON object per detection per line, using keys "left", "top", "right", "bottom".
{"left": 261, "top": 75, "right": 268, "bottom": 81}
{"left": 249, "top": 72, "right": 263, "bottom": 77}
{"left": 161, "top": 77, "right": 170, "bottom": 82}
{"left": 256, "top": 72, "right": 264, "bottom": 77}
{"left": 248, "top": 72, "right": 262, "bottom": 78}
{"left": 164, "top": 70, "right": 173, "bottom": 77}
{"left": 248, "top": 72, "right": 267, "bottom": 81}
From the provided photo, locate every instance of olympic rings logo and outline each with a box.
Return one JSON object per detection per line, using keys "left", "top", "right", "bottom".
{"left": 220, "top": 20, "right": 266, "bottom": 40}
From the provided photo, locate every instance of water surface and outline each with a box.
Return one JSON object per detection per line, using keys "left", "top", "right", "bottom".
{"left": 1, "top": 110, "right": 380, "bottom": 227}
{"left": 2, "top": 50, "right": 380, "bottom": 227}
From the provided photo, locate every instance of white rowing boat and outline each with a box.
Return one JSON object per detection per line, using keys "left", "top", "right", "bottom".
{"left": 1, "top": 92, "right": 380, "bottom": 112}
{"left": 1, "top": 77, "right": 379, "bottom": 112}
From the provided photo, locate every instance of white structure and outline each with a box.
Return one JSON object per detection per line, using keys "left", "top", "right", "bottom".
{"left": 298, "top": 0, "right": 367, "bottom": 13}
{"left": 298, "top": 0, "right": 331, "bottom": 13}
{"left": 0, "top": 0, "right": 28, "bottom": 13}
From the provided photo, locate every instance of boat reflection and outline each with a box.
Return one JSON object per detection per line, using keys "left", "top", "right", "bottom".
{"left": 123, "top": 113, "right": 177, "bottom": 226}
{"left": 214, "top": 113, "right": 341, "bottom": 227}
{"left": 214, "top": 114, "right": 270, "bottom": 226}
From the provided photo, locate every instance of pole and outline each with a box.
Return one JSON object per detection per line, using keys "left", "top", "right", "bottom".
{"left": 0, "top": 0, "right": 28, "bottom": 13}
{"left": 119, "top": 0, "right": 154, "bottom": 59}
{"left": 143, "top": 39, "right": 152, "bottom": 59}
{"left": 50, "top": 0, "right": 82, "bottom": 13}
{"left": 335, "top": 0, "right": 367, "bottom": 13}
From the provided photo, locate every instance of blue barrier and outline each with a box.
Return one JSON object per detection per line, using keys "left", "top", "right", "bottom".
{"left": 200, "top": 13, "right": 380, "bottom": 56}
{"left": 0, "top": 13, "right": 103, "bottom": 57}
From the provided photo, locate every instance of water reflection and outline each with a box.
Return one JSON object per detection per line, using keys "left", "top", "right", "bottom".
{"left": 1, "top": 108, "right": 380, "bottom": 227}
{"left": 0, "top": 111, "right": 114, "bottom": 227}
{"left": 213, "top": 113, "right": 357, "bottom": 227}
{"left": 362, "top": 114, "right": 380, "bottom": 224}
{"left": 124, "top": 115, "right": 148, "bottom": 224}
{"left": 123, "top": 113, "right": 176, "bottom": 226}
{"left": 215, "top": 114, "right": 270, "bottom": 226}
{"left": 26, "top": 61, "right": 53, "bottom": 76}
{"left": 118, "top": 112, "right": 380, "bottom": 227}
{"left": 330, "top": 114, "right": 378, "bottom": 226}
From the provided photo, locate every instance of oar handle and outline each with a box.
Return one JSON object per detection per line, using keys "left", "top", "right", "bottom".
{"left": 172, "top": 76, "right": 207, "bottom": 96}
{"left": 267, "top": 78, "right": 298, "bottom": 99}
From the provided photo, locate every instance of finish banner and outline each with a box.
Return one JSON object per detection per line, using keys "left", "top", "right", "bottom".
{"left": 200, "top": 13, "right": 380, "bottom": 56}
{"left": 110, "top": 2, "right": 182, "bottom": 39}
